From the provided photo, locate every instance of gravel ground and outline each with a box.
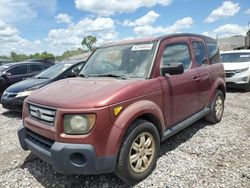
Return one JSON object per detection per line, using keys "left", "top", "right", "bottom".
{"left": 0, "top": 90, "right": 249, "bottom": 188}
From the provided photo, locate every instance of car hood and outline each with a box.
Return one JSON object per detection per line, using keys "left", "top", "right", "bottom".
{"left": 27, "top": 77, "right": 162, "bottom": 109}
{"left": 6, "top": 78, "right": 51, "bottom": 93}
{"left": 223, "top": 62, "right": 250, "bottom": 71}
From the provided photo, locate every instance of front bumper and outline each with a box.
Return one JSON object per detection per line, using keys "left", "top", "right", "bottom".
{"left": 18, "top": 125, "right": 117, "bottom": 174}
{"left": 226, "top": 82, "right": 250, "bottom": 90}
{"left": 225, "top": 71, "right": 250, "bottom": 84}
{"left": 1, "top": 95, "right": 25, "bottom": 111}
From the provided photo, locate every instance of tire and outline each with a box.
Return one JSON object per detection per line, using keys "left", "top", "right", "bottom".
{"left": 205, "top": 90, "right": 225, "bottom": 123}
{"left": 244, "top": 81, "right": 250, "bottom": 92}
{"left": 114, "top": 119, "right": 160, "bottom": 184}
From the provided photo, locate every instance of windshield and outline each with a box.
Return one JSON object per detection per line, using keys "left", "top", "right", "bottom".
{"left": 221, "top": 53, "right": 250, "bottom": 63}
{"left": 80, "top": 42, "right": 157, "bottom": 79}
{"left": 35, "top": 63, "right": 73, "bottom": 79}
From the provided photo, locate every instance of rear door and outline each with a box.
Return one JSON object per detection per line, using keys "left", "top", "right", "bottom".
{"left": 190, "top": 37, "right": 212, "bottom": 111}
{"left": 159, "top": 37, "right": 200, "bottom": 126}
{"left": 30, "top": 63, "right": 49, "bottom": 77}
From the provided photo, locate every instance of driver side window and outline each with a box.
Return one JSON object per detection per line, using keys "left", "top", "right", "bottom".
{"left": 7, "top": 65, "right": 28, "bottom": 75}
{"left": 162, "top": 43, "right": 191, "bottom": 69}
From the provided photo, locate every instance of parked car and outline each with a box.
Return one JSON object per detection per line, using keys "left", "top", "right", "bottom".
{"left": 221, "top": 50, "right": 250, "bottom": 91}
{"left": 18, "top": 33, "right": 225, "bottom": 184}
{"left": 1, "top": 59, "right": 86, "bottom": 111}
{"left": 24, "top": 58, "right": 55, "bottom": 65}
{"left": 0, "top": 62, "right": 51, "bottom": 98}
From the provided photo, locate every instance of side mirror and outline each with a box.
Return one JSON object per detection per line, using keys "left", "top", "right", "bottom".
{"left": 161, "top": 63, "right": 184, "bottom": 76}
{"left": 66, "top": 72, "right": 77, "bottom": 78}
{"left": 1, "top": 72, "right": 11, "bottom": 78}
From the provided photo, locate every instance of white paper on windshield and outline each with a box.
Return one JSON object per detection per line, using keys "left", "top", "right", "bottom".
{"left": 240, "top": 54, "right": 250, "bottom": 58}
{"left": 131, "top": 44, "right": 153, "bottom": 51}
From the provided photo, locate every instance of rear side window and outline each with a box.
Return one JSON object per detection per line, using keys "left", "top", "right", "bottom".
{"left": 30, "top": 64, "right": 48, "bottom": 73}
{"left": 7, "top": 65, "right": 28, "bottom": 75}
{"left": 162, "top": 43, "right": 191, "bottom": 69}
{"left": 207, "top": 42, "right": 221, "bottom": 64}
{"left": 192, "top": 41, "right": 207, "bottom": 66}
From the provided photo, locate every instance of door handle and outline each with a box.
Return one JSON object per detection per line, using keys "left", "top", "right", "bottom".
{"left": 193, "top": 76, "right": 200, "bottom": 83}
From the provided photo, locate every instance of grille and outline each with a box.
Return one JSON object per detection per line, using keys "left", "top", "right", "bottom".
{"left": 225, "top": 72, "right": 235, "bottom": 78}
{"left": 26, "top": 129, "right": 54, "bottom": 151}
{"left": 3, "top": 92, "right": 17, "bottom": 98}
{"left": 29, "top": 103, "right": 56, "bottom": 125}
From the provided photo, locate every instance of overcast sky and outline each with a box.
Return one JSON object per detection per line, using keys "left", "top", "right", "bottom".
{"left": 0, "top": 0, "right": 249, "bottom": 55}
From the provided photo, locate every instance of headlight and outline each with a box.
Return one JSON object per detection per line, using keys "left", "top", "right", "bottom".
{"left": 15, "top": 90, "right": 34, "bottom": 98}
{"left": 63, "top": 114, "right": 96, "bottom": 135}
{"left": 235, "top": 67, "right": 249, "bottom": 73}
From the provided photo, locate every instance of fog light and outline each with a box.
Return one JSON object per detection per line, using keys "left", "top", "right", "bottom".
{"left": 241, "top": 77, "right": 248, "bottom": 81}
{"left": 69, "top": 152, "right": 86, "bottom": 166}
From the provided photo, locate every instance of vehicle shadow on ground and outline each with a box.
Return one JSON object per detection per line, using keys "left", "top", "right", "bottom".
{"left": 1, "top": 110, "right": 22, "bottom": 119}
{"left": 159, "top": 119, "right": 211, "bottom": 156}
{"left": 226, "top": 88, "right": 247, "bottom": 93}
{"left": 20, "top": 119, "right": 212, "bottom": 188}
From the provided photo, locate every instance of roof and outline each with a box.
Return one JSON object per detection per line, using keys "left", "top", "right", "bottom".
{"left": 156, "top": 33, "right": 217, "bottom": 43}
{"left": 221, "top": 49, "right": 250, "bottom": 54}
{"left": 101, "top": 33, "right": 217, "bottom": 48}
{"left": 0, "top": 61, "right": 46, "bottom": 67}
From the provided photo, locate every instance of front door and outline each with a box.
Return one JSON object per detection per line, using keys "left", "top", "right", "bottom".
{"left": 159, "top": 38, "right": 200, "bottom": 127}
{"left": 5, "top": 64, "right": 29, "bottom": 85}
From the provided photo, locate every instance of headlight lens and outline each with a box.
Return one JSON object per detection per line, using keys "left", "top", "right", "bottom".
{"left": 235, "top": 67, "right": 249, "bottom": 73}
{"left": 63, "top": 114, "right": 96, "bottom": 135}
{"left": 15, "top": 90, "right": 34, "bottom": 98}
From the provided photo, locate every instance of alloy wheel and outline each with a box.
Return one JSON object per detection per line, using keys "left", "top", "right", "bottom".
{"left": 129, "top": 132, "right": 155, "bottom": 173}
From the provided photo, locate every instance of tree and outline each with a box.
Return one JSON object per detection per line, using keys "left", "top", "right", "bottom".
{"left": 10, "top": 52, "right": 17, "bottom": 61}
{"left": 81, "top": 35, "right": 97, "bottom": 51}
{"left": 55, "top": 48, "right": 85, "bottom": 61}
{"left": 10, "top": 52, "right": 28, "bottom": 62}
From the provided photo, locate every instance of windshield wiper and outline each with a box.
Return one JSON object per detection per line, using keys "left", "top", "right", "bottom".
{"left": 78, "top": 73, "right": 89, "bottom": 78}
{"left": 96, "top": 74, "right": 127, "bottom": 80}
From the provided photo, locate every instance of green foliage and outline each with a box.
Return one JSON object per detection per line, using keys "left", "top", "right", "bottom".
{"left": 9, "top": 51, "right": 54, "bottom": 62}
{"left": 0, "top": 55, "right": 10, "bottom": 60}
{"left": 10, "top": 52, "right": 28, "bottom": 62}
{"left": 81, "top": 35, "right": 97, "bottom": 51}
{"left": 55, "top": 48, "right": 86, "bottom": 61}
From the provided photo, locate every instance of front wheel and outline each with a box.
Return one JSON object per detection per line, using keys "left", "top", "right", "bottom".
{"left": 244, "top": 80, "right": 250, "bottom": 92}
{"left": 205, "top": 90, "right": 225, "bottom": 123}
{"left": 115, "top": 120, "right": 160, "bottom": 184}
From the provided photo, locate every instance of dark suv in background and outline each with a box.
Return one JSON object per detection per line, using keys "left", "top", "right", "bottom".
{"left": 24, "top": 58, "right": 55, "bottom": 66}
{"left": 0, "top": 62, "right": 51, "bottom": 98}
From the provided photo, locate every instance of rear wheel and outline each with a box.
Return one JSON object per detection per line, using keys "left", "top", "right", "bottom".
{"left": 115, "top": 120, "right": 160, "bottom": 184}
{"left": 205, "top": 90, "right": 224, "bottom": 123}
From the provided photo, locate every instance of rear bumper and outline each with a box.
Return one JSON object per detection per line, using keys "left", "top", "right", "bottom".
{"left": 18, "top": 124, "right": 117, "bottom": 174}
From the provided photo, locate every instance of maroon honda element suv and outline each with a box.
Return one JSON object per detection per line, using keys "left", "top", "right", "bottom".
{"left": 18, "top": 33, "right": 225, "bottom": 183}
